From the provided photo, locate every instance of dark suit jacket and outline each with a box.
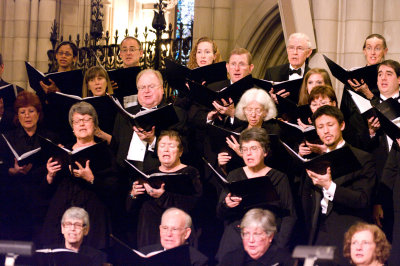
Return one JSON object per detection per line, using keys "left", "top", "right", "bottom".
{"left": 110, "top": 101, "right": 188, "bottom": 171}
{"left": 301, "top": 144, "right": 376, "bottom": 265}
{"left": 379, "top": 143, "right": 400, "bottom": 264}
{"left": 264, "top": 63, "right": 310, "bottom": 82}
{"left": 140, "top": 243, "right": 208, "bottom": 266}
{"left": 218, "top": 243, "right": 294, "bottom": 266}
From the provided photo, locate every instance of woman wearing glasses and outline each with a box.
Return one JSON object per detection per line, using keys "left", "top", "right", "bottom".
{"left": 42, "top": 102, "right": 118, "bottom": 251}
{"left": 217, "top": 88, "right": 279, "bottom": 174}
{"left": 219, "top": 208, "right": 294, "bottom": 266}
{"left": 216, "top": 128, "right": 296, "bottom": 262}
{"left": 40, "top": 41, "right": 79, "bottom": 93}
{"left": 129, "top": 130, "right": 202, "bottom": 248}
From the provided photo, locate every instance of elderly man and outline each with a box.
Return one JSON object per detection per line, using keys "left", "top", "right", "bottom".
{"left": 111, "top": 69, "right": 186, "bottom": 171}
{"left": 139, "top": 207, "right": 208, "bottom": 265}
{"left": 219, "top": 208, "right": 293, "bottom": 266}
{"left": 302, "top": 105, "right": 376, "bottom": 265}
{"left": 264, "top": 32, "right": 312, "bottom": 82}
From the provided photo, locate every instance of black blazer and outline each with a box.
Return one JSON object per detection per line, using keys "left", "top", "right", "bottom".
{"left": 264, "top": 63, "right": 310, "bottom": 82}
{"left": 140, "top": 243, "right": 208, "bottom": 266}
{"left": 301, "top": 144, "right": 376, "bottom": 264}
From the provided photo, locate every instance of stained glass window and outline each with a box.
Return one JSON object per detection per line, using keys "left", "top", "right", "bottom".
{"left": 176, "top": 0, "right": 194, "bottom": 39}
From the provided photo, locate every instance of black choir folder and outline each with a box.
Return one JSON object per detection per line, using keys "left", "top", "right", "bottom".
{"left": 323, "top": 55, "right": 378, "bottom": 90}
{"left": 125, "top": 160, "right": 196, "bottom": 195}
{"left": 107, "top": 66, "right": 141, "bottom": 102}
{"left": 203, "top": 158, "right": 279, "bottom": 209}
{"left": 281, "top": 141, "right": 362, "bottom": 179}
{"left": 206, "top": 123, "right": 240, "bottom": 152}
{"left": 187, "top": 74, "right": 254, "bottom": 109}
{"left": 35, "top": 248, "right": 93, "bottom": 266}
{"left": 276, "top": 119, "right": 321, "bottom": 144}
{"left": 349, "top": 90, "right": 400, "bottom": 140}
{"left": 253, "top": 77, "right": 304, "bottom": 103}
{"left": 0, "top": 83, "right": 18, "bottom": 109}
{"left": 110, "top": 97, "right": 179, "bottom": 131}
{"left": 275, "top": 94, "right": 313, "bottom": 124}
{"left": 25, "top": 61, "right": 84, "bottom": 99}
{"left": 46, "top": 92, "right": 118, "bottom": 133}
{"left": 111, "top": 234, "right": 191, "bottom": 266}
{"left": 1, "top": 134, "right": 41, "bottom": 165}
{"left": 39, "top": 137, "right": 111, "bottom": 172}
{"left": 164, "top": 59, "right": 227, "bottom": 93}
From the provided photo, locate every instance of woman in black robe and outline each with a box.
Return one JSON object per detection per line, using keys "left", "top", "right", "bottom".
{"left": 215, "top": 128, "right": 296, "bottom": 262}
{"left": 129, "top": 130, "right": 202, "bottom": 248}
{"left": 1, "top": 91, "right": 56, "bottom": 243}
{"left": 42, "top": 101, "right": 118, "bottom": 250}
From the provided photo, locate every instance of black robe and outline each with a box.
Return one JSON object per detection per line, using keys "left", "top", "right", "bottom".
{"left": 1, "top": 125, "right": 56, "bottom": 243}
{"left": 216, "top": 168, "right": 296, "bottom": 261}
{"left": 41, "top": 143, "right": 118, "bottom": 250}
{"left": 130, "top": 165, "right": 202, "bottom": 248}
{"left": 218, "top": 242, "right": 294, "bottom": 266}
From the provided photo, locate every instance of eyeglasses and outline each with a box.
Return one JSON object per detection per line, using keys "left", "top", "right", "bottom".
{"left": 158, "top": 143, "right": 178, "bottom": 149}
{"left": 240, "top": 145, "right": 262, "bottom": 153}
{"left": 365, "top": 46, "right": 383, "bottom": 53}
{"left": 57, "top": 51, "right": 73, "bottom": 57}
{"left": 63, "top": 222, "right": 86, "bottom": 229}
{"left": 241, "top": 231, "right": 267, "bottom": 241}
{"left": 287, "top": 46, "right": 308, "bottom": 53}
{"left": 137, "top": 84, "right": 161, "bottom": 91}
{"left": 121, "top": 48, "right": 140, "bottom": 53}
{"left": 72, "top": 117, "right": 93, "bottom": 125}
{"left": 351, "top": 240, "right": 373, "bottom": 247}
{"left": 160, "top": 226, "right": 186, "bottom": 235}
{"left": 244, "top": 108, "right": 264, "bottom": 116}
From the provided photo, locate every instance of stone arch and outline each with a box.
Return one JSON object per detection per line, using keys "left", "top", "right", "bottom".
{"left": 233, "top": 3, "right": 287, "bottom": 79}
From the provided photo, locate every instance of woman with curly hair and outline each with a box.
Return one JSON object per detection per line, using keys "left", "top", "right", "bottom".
{"left": 343, "top": 222, "right": 391, "bottom": 266}
{"left": 187, "top": 36, "right": 222, "bottom": 69}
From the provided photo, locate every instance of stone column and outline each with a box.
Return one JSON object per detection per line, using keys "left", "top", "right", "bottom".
{"left": 383, "top": 0, "right": 400, "bottom": 60}
{"left": 37, "top": 0, "right": 57, "bottom": 72}
{"left": 1, "top": 0, "right": 16, "bottom": 83}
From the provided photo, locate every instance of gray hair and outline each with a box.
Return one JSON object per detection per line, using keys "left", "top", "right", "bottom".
{"left": 288, "top": 32, "right": 312, "bottom": 49}
{"left": 136, "top": 69, "right": 163, "bottom": 86}
{"left": 68, "top": 101, "right": 99, "bottom": 128}
{"left": 241, "top": 208, "right": 277, "bottom": 236}
{"left": 235, "top": 88, "right": 277, "bottom": 121}
{"left": 61, "top": 207, "right": 90, "bottom": 228}
{"left": 162, "top": 207, "right": 192, "bottom": 228}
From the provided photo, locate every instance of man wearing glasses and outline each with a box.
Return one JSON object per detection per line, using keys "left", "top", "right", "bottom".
{"left": 264, "top": 32, "right": 312, "bottom": 101}
{"left": 139, "top": 207, "right": 208, "bottom": 265}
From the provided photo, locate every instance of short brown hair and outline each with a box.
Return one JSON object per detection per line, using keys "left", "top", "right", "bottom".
{"left": 229, "top": 48, "right": 252, "bottom": 65}
{"left": 240, "top": 127, "right": 270, "bottom": 153}
{"left": 343, "top": 222, "right": 391, "bottom": 264}
{"left": 157, "top": 130, "right": 183, "bottom": 153}
{"left": 14, "top": 91, "right": 43, "bottom": 124}
{"left": 308, "top": 85, "right": 337, "bottom": 105}
{"left": 187, "top": 37, "right": 222, "bottom": 69}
